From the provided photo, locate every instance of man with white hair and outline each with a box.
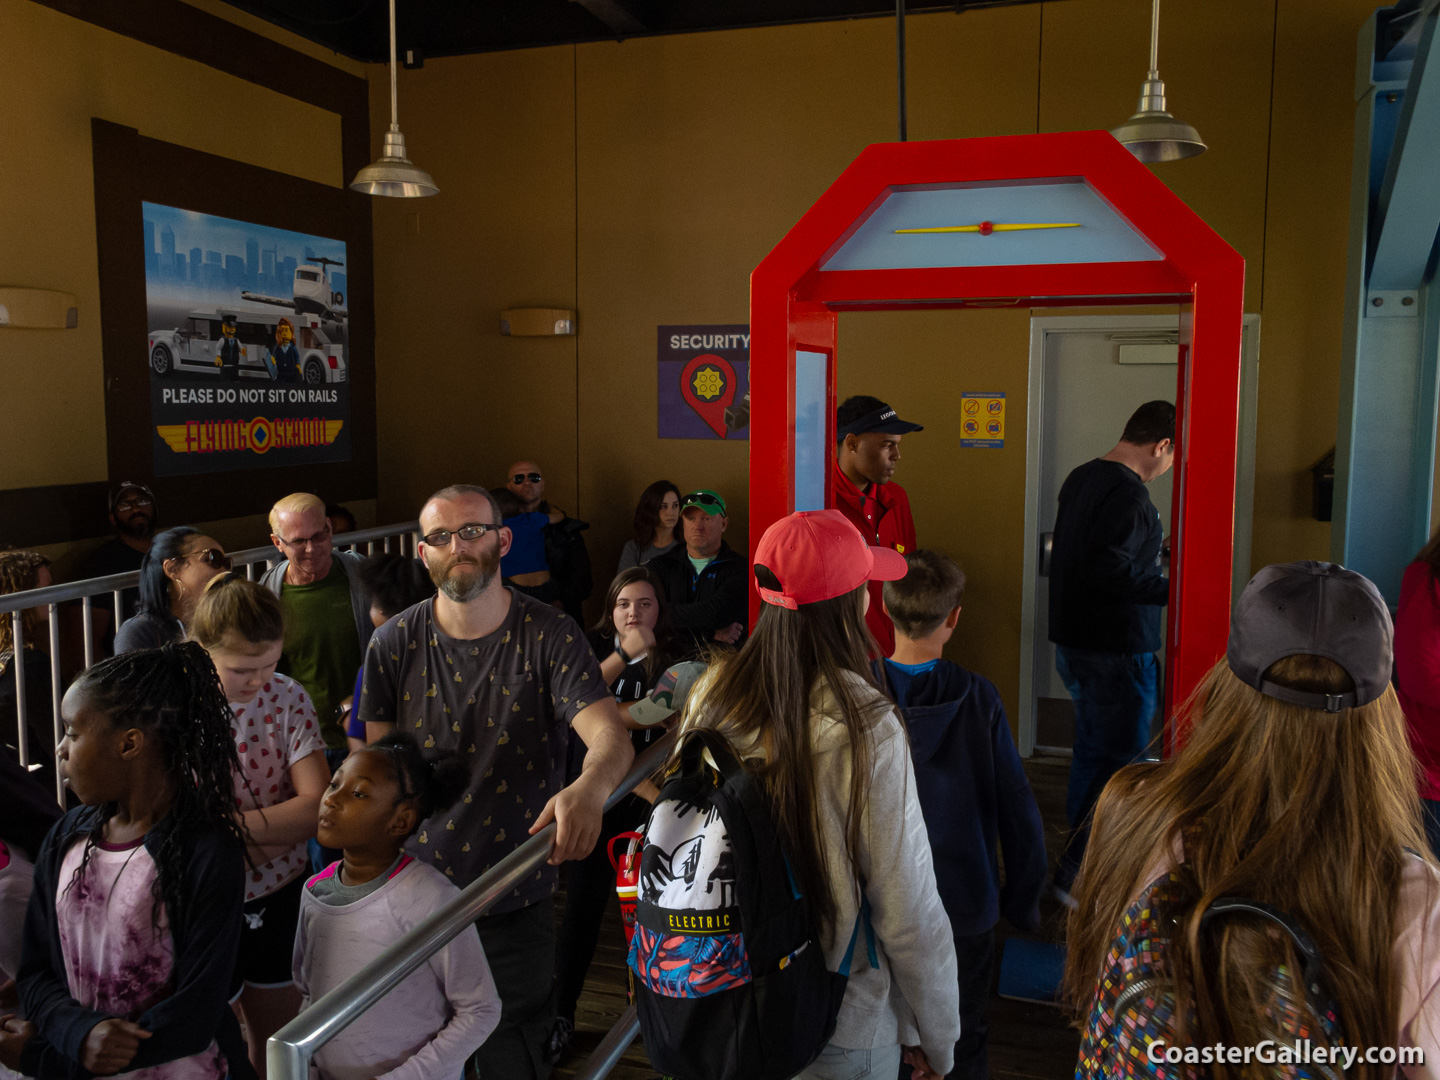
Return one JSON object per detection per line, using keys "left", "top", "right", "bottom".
{"left": 261, "top": 491, "right": 373, "bottom": 754}
{"left": 360, "top": 483, "right": 632, "bottom": 1080}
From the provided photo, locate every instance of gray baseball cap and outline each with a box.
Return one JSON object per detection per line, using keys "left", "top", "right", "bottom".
{"left": 1226, "top": 561, "right": 1392, "bottom": 713}
{"left": 630, "top": 661, "right": 707, "bottom": 727}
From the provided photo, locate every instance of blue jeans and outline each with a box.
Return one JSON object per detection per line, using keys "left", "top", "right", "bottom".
{"left": 1054, "top": 646, "right": 1159, "bottom": 887}
{"left": 800, "top": 1043, "right": 903, "bottom": 1080}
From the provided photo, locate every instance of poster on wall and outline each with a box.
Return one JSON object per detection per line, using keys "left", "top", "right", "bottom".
{"left": 143, "top": 202, "right": 351, "bottom": 476}
{"left": 657, "top": 325, "right": 750, "bottom": 440}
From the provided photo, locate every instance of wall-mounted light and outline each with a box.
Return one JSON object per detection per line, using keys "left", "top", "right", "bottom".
{"left": 0, "top": 288, "right": 78, "bottom": 329}
{"left": 350, "top": 0, "right": 438, "bottom": 198}
{"left": 1110, "top": 0, "right": 1206, "bottom": 162}
{"left": 500, "top": 308, "right": 576, "bottom": 336}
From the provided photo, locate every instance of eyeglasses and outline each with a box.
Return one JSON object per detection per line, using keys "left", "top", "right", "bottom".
{"left": 178, "top": 548, "right": 232, "bottom": 570}
{"left": 114, "top": 497, "right": 154, "bottom": 512}
{"left": 682, "top": 492, "right": 724, "bottom": 509}
{"left": 510, "top": 473, "right": 543, "bottom": 485}
{"left": 278, "top": 526, "right": 331, "bottom": 550}
{"left": 422, "top": 523, "right": 501, "bottom": 547}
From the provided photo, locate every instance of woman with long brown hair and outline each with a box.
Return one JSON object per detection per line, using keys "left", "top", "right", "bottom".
{"left": 676, "top": 510, "right": 958, "bottom": 1080}
{"left": 617, "top": 480, "right": 681, "bottom": 572}
{"left": 1065, "top": 562, "right": 1440, "bottom": 1078}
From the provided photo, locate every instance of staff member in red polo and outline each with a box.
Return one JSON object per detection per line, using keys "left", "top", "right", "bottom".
{"left": 833, "top": 395, "right": 923, "bottom": 655}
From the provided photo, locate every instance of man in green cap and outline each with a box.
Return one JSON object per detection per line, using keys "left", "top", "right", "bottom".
{"left": 646, "top": 489, "right": 747, "bottom": 658}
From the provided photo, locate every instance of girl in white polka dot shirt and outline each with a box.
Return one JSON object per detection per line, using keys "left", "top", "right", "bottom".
{"left": 191, "top": 574, "right": 331, "bottom": 1080}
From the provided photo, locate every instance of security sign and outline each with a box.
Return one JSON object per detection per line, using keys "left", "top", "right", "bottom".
{"left": 960, "top": 391, "right": 1005, "bottom": 448}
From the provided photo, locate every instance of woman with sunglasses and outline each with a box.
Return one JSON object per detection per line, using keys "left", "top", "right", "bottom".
{"left": 114, "top": 526, "right": 232, "bottom": 654}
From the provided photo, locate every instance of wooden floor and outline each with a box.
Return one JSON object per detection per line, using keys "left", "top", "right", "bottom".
{"left": 552, "top": 756, "right": 1082, "bottom": 1080}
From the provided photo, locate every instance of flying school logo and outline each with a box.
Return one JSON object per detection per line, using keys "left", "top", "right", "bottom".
{"left": 157, "top": 417, "right": 343, "bottom": 455}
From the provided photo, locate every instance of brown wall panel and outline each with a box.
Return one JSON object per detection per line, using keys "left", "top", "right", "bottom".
{"left": 1250, "top": 0, "right": 1372, "bottom": 569}
{"left": 366, "top": 47, "right": 579, "bottom": 523}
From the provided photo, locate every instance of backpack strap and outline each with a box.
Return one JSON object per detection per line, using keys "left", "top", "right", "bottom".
{"left": 1200, "top": 896, "right": 1326, "bottom": 1008}
{"left": 837, "top": 896, "right": 879, "bottom": 977}
{"left": 678, "top": 727, "right": 784, "bottom": 869}
{"left": 677, "top": 726, "right": 802, "bottom": 922}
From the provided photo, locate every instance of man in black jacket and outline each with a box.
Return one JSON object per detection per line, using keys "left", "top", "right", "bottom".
{"left": 1048, "top": 400, "right": 1174, "bottom": 904}
{"left": 506, "top": 461, "right": 593, "bottom": 623}
{"left": 647, "top": 489, "right": 747, "bottom": 658}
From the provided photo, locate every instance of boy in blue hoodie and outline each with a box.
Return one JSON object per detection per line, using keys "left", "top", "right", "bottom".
{"left": 879, "top": 550, "right": 1047, "bottom": 1080}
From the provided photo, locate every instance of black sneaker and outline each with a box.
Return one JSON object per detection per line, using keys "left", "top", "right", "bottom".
{"left": 545, "top": 1015, "right": 574, "bottom": 1066}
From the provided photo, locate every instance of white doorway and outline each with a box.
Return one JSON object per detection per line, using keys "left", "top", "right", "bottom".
{"left": 1017, "top": 314, "right": 1261, "bottom": 757}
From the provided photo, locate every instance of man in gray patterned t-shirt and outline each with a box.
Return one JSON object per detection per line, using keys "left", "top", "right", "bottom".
{"left": 360, "top": 483, "right": 632, "bottom": 1080}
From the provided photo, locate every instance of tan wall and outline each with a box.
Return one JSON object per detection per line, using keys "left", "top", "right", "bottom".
{"left": 368, "top": 0, "right": 1374, "bottom": 722}
{"left": 0, "top": 0, "right": 357, "bottom": 561}
{"left": 6, "top": 0, "right": 1375, "bottom": 723}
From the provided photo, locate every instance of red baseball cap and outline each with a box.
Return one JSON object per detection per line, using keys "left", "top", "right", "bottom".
{"left": 754, "top": 509, "right": 908, "bottom": 609}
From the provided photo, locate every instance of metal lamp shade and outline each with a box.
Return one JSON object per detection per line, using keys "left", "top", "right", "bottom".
{"left": 350, "top": 128, "right": 438, "bottom": 198}
{"left": 1111, "top": 110, "right": 1207, "bottom": 162}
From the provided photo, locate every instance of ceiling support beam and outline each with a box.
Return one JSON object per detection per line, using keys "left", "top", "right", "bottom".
{"left": 569, "top": 0, "right": 648, "bottom": 36}
{"left": 1332, "top": 1, "right": 1440, "bottom": 602}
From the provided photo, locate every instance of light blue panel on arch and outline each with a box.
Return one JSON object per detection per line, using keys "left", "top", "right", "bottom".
{"left": 794, "top": 350, "right": 828, "bottom": 512}
{"left": 821, "top": 181, "right": 1163, "bottom": 271}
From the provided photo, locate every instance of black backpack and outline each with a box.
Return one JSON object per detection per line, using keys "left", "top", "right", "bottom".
{"left": 627, "top": 727, "right": 870, "bottom": 1080}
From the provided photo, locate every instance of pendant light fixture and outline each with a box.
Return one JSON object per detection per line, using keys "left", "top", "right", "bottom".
{"left": 1110, "top": 0, "right": 1206, "bottom": 163}
{"left": 351, "top": 0, "right": 438, "bottom": 197}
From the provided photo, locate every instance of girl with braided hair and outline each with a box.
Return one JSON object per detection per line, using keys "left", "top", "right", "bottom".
{"left": 14, "top": 642, "right": 257, "bottom": 1080}
{"left": 293, "top": 733, "right": 499, "bottom": 1080}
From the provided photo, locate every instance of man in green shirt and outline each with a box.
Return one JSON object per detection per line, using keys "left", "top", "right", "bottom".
{"left": 260, "top": 492, "right": 373, "bottom": 754}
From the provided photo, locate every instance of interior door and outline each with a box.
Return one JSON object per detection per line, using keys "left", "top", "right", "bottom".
{"left": 1032, "top": 330, "right": 1176, "bottom": 752}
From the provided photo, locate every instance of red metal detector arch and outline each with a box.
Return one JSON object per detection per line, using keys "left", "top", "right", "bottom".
{"left": 748, "top": 130, "right": 1244, "bottom": 747}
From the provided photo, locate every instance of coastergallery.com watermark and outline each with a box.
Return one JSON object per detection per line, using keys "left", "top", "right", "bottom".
{"left": 1147, "top": 1040, "right": 1424, "bottom": 1070}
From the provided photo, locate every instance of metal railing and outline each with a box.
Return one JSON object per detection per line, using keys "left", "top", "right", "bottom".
{"left": 1, "top": 522, "right": 420, "bottom": 803}
{"left": 268, "top": 732, "right": 670, "bottom": 1080}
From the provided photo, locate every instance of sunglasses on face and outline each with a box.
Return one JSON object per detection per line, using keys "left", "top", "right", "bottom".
{"left": 114, "top": 498, "right": 153, "bottom": 512}
{"left": 422, "top": 523, "right": 501, "bottom": 547}
{"left": 180, "top": 548, "right": 232, "bottom": 570}
{"left": 510, "top": 473, "right": 543, "bottom": 485}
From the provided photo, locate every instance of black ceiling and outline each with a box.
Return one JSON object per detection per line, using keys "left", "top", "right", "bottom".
{"left": 220, "top": 0, "right": 1046, "bottom": 63}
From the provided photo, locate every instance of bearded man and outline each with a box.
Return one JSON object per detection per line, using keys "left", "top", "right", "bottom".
{"left": 358, "top": 483, "right": 632, "bottom": 1080}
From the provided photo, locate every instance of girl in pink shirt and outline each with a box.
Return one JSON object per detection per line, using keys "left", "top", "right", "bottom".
{"left": 190, "top": 574, "right": 331, "bottom": 1078}
{"left": 15, "top": 643, "right": 255, "bottom": 1080}
{"left": 1064, "top": 562, "right": 1440, "bottom": 1079}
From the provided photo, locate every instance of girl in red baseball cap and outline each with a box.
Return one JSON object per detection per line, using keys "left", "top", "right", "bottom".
{"left": 677, "top": 509, "right": 959, "bottom": 1080}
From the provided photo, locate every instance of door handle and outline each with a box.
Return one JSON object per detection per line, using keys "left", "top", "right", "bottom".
{"left": 1039, "top": 532, "right": 1054, "bottom": 577}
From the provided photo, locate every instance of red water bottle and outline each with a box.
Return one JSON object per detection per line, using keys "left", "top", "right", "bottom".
{"left": 610, "top": 831, "right": 644, "bottom": 948}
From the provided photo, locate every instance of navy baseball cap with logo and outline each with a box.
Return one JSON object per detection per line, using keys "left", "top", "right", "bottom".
{"left": 1226, "top": 560, "right": 1392, "bottom": 713}
{"left": 836, "top": 398, "right": 924, "bottom": 440}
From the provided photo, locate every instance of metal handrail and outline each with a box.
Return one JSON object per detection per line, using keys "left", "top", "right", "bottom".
{"left": 3, "top": 522, "right": 421, "bottom": 802}
{"left": 267, "top": 732, "right": 671, "bottom": 1080}
{"left": 0, "top": 522, "right": 421, "bottom": 614}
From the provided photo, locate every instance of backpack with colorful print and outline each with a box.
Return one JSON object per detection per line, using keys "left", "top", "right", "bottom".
{"left": 1079, "top": 870, "right": 1346, "bottom": 1080}
{"left": 628, "top": 727, "right": 870, "bottom": 1080}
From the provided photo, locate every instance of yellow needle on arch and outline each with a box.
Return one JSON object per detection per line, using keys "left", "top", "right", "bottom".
{"left": 894, "top": 223, "right": 1081, "bottom": 233}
